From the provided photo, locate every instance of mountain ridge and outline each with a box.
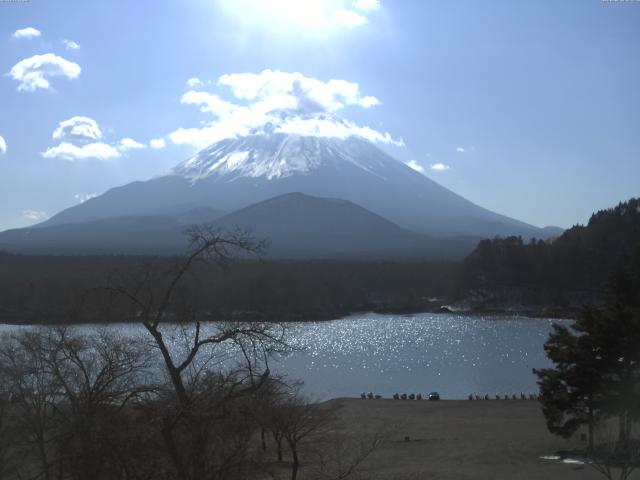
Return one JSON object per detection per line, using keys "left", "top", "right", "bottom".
{"left": 33, "top": 133, "right": 549, "bottom": 241}
{"left": 0, "top": 192, "right": 479, "bottom": 259}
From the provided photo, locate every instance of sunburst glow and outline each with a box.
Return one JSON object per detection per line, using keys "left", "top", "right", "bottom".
{"left": 219, "top": 0, "right": 375, "bottom": 33}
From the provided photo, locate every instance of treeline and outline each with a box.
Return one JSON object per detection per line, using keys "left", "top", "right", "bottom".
{"left": 0, "top": 252, "right": 460, "bottom": 325}
{"left": 2, "top": 198, "right": 639, "bottom": 323}
{"left": 459, "top": 198, "right": 640, "bottom": 312}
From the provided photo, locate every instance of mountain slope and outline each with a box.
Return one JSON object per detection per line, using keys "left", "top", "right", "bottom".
{"left": 212, "top": 192, "right": 475, "bottom": 258}
{"left": 37, "top": 133, "right": 546, "bottom": 239}
{"left": 0, "top": 193, "right": 477, "bottom": 258}
{"left": 0, "top": 207, "right": 223, "bottom": 253}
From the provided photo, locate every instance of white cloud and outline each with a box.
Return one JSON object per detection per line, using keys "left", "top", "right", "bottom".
{"left": 42, "top": 142, "right": 121, "bottom": 161}
{"left": 118, "top": 138, "right": 146, "bottom": 151}
{"left": 75, "top": 193, "right": 97, "bottom": 203}
{"left": 46, "top": 117, "right": 146, "bottom": 160}
{"left": 53, "top": 116, "right": 102, "bottom": 142}
{"left": 22, "top": 209, "right": 48, "bottom": 222}
{"left": 181, "top": 91, "right": 239, "bottom": 117}
{"left": 186, "top": 77, "right": 204, "bottom": 89}
{"left": 170, "top": 70, "right": 399, "bottom": 150}
{"left": 169, "top": 125, "right": 240, "bottom": 150}
{"left": 62, "top": 39, "right": 80, "bottom": 50}
{"left": 0, "top": 136, "right": 6, "bottom": 156}
{"left": 353, "top": 0, "right": 381, "bottom": 11}
{"left": 218, "top": 69, "right": 379, "bottom": 113}
{"left": 8, "top": 53, "right": 81, "bottom": 92}
{"left": 405, "top": 160, "right": 424, "bottom": 173}
{"left": 430, "top": 163, "right": 450, "bottom": 171}
{"left": 276, "top": 117, "right": 403, "bottom": 146}
{"left": 13, "top": 27, "right": 41, "bottom": 39}
{"left": 456, "top": 146, "right": 465, "bottom": 153}
{"left": 332, "top": 9, "right": 367, "bottom": 28}
{"left": 149, "top": 138, "right": 166, "bottom": 149}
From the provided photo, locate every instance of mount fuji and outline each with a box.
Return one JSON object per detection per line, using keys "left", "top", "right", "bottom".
{"left": 0, "top": 132, "right": 555, "bottom": 257}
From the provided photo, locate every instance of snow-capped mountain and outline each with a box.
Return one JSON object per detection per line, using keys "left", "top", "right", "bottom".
{"left": 28, "top": 132, "right": 545, "bottom": 244}
{"left": 174, "top": 130, "right": 391, "bottom": 182}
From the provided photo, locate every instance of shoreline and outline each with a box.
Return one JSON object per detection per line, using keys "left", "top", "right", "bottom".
{"left": 0, "top": 306, "right": 576, "bottom": 326}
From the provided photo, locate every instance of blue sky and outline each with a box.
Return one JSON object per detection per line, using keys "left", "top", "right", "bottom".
{"left": 0, "top": 0, "right": 639, "bottom": 231}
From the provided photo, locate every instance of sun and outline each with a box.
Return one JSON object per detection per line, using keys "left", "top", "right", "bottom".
{"left": 218, "top": 0, "right": 369, "bottom": 33}
{"left": 252, "top": 0, "right": 334, "bottom": 29}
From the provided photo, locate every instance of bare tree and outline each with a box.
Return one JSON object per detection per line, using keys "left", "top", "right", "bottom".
{"left": 0, "top": 328, "right": 155, "bottom": 480}
{"left": 274, "top": 393, "right": 333, "bottom": 480}
{"left": 309, "top": 430, "right": 384, "bottom": 480}
{"left": 107, "top": 225, "right": 289, "bottom": 480}
{"left": 0, "top": 384, "right": 16, "bottom": 480}
{"left": 0, "top": 329, "right": 63, "bottom": 480}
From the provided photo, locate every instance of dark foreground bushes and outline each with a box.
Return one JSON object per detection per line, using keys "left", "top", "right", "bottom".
{"left": 0, "top": 227, "right": 383, "bottom": 480}
{"left": 0, "top": 326, "right": 383, "bottom": 480}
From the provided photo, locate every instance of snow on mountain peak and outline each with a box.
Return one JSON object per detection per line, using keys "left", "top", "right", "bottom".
{"left": 173, "top": 131, "right": 392, "bottom": 182}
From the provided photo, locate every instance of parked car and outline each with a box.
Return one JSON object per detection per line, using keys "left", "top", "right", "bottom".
{"left": 428, "top": 392, "right": 440, "bottom": 401}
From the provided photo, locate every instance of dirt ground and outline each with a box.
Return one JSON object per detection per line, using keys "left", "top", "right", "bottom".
{"left": 318, "top": 398, "right": 628, "bottom": 480}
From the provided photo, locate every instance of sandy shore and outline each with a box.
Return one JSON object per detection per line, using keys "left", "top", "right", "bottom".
{"left": 322, "top": 398, "right": 611, "bottom": 480}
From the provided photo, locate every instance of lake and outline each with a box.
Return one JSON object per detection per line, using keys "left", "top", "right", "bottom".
{"left": 0, "top": 313, "right": 571, "bottom": 400}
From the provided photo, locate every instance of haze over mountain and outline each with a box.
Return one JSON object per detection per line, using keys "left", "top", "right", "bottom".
{"left": 213, "top": 192, "right": 477, "bottom": 259}
{"left": 0, "top": 192, "right": 479, "bottom": 258}
{"left": 0, "top": 207, "right": 223, "bottom": 254}
{"left": 24, "top": 131, "right": 552, "bottom": 245}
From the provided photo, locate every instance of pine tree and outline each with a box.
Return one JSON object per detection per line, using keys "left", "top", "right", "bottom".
{"left": 535, "top": 247, "right": 640, "bottom": 452}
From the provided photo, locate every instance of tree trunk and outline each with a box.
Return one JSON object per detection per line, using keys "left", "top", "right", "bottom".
{"left": 261, "top": 427, "right": 267, "bottom": 452}
{"left": 144, "top": 325, "right": 188, "bottom": 404}
{"left": 273, "top": 432, "right": 283, "bottom": 462}
{"left": 290, "top": 445, "right": 299, "bottom": 480}
{"left": 161, "top": 417, "right": 190, "bottom": 480}
{"left": 618, "top": 413, "right": 627, "bottom": 447}
{"left": 588, "top": 398, "right": 594, "bottom": 452}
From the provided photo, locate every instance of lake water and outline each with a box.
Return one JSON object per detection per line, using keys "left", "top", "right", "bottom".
{"left": 0, "top": 313, "right": 571, "bottom": 400}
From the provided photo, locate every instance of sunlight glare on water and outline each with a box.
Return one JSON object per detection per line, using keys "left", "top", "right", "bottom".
{"left": 0, "top": 313, "right": 571, "bottom": 400}
{"left": 270, "top": 313, "right": 570, "bottom": 399}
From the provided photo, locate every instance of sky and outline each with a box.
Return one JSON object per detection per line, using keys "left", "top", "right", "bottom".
{"left": 0, "top": 0, "right": 639, "bottom": 231}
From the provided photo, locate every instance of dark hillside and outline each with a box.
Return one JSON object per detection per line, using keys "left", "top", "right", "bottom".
{"left": 459, "top": 198, "right": 640, "bottom": 312}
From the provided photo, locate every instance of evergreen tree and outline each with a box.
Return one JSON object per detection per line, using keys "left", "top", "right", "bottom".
{"left": 535, "top": 247, "right": 640, "bottom": 452}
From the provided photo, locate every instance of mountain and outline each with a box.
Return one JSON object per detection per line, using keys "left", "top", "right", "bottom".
{"left": 212, "top": 192, "right": 476, "bottom": 259}
{"left": 0, "top": 193, "right": 477, "bottom": 258}
{"left": 36, "top": 133, "right": 548, "bottom": 240}
{"left": 541, "top": 226, "right": 565, "bottom": 237}
{"left": 0, "top": 207, "right": 223, "bottom": 254}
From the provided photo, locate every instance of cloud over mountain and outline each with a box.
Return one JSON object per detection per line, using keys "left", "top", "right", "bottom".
{"left": 169, "top": 69, "right": 400, "bottom": 150}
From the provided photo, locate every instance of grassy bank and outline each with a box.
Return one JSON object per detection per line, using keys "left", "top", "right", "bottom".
{"left": 316, "top": 398, "right": 606, "bottom": 480}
